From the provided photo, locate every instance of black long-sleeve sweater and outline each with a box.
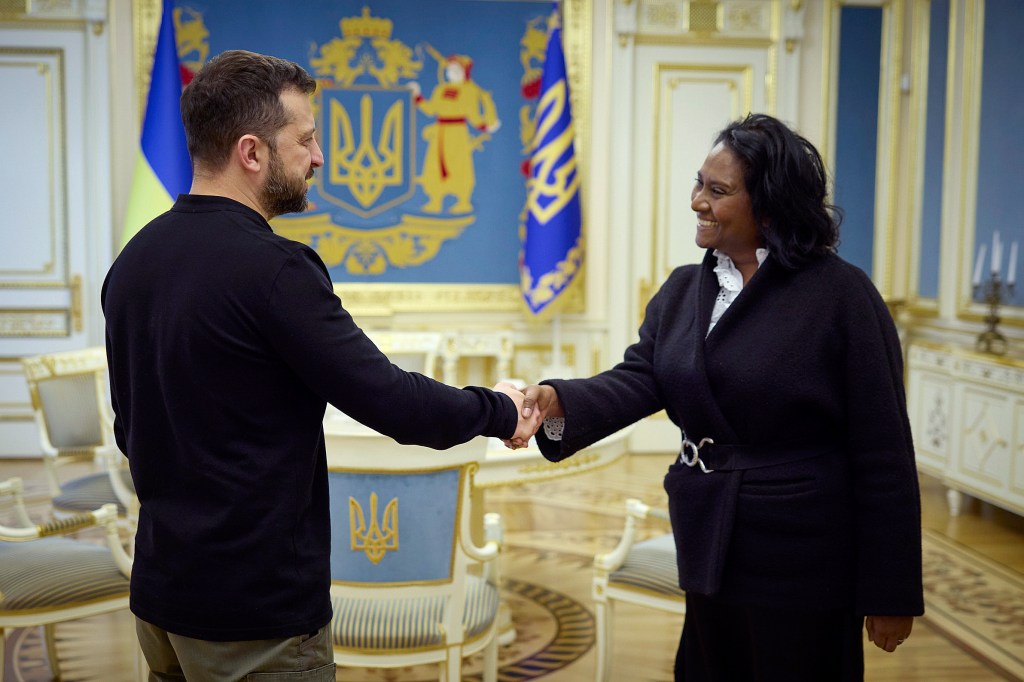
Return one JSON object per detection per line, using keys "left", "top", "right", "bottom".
{"left": 102, "top": 194, "right": 516, "bottom": 640}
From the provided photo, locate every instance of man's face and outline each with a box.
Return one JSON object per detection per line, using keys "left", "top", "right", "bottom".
{"left": 260, "top": 144, "right": 310, "bottom": 218}
{"left": 259, "top": 88, "right": 323, "bottom": 219}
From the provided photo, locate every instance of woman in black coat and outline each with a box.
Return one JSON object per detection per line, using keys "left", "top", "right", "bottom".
{"left": 511, "top": 113, "right": 924, "bottom": 681}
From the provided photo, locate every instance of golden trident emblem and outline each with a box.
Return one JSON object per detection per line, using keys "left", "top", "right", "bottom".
{"left": 349, "top": 492, "right": 399, "bottom": 564}
{"left": 331, "top": 94, "right": 405, "bottom": 208}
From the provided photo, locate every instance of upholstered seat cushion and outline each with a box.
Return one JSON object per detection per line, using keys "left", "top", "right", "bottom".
{"left": 0, "top": 538, "right": 130, "bottom": 614}
{"left": 331, "top": 575, "right": 499, "bottom": 650}
{"left": 52, "top": 470, "right": 135, "bottom": 515}
{"left": 608, "top": 533, "right": 684, "bottom": 598}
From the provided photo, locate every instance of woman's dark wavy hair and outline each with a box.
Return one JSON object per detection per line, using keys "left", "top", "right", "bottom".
{"left": 714, "top": 113, "right": 842, "bottom": 269}
{"left": 181, "top": 50, "right": 316, "bottom": 173}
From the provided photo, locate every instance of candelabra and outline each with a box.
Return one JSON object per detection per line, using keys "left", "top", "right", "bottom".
{"left": 974, "top": 272, "right": 1013, "bottom": 355}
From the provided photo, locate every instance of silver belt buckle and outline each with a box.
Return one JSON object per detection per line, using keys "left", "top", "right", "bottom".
{"left": 679, "top": 437, "right": 715, "bottom": 473}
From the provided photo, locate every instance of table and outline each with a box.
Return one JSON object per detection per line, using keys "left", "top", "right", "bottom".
{"left": 322, "top": 410, "right": 633, "bottom": 486}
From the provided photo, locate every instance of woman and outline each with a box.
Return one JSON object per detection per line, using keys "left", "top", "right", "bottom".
{"left": 514, "top": 113, "right": 923, "bottom": 680}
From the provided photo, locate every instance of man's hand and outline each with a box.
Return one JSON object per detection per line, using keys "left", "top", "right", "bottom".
{"left": 493, "top": 382, "right": 543, "bottom": 447}
{"left": 865, "top": 615, "right": 913, "bottom": 652}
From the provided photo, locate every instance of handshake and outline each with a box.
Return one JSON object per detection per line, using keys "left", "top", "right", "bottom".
{"left": 491, "top": 381, "right": 565, "bottom": 450}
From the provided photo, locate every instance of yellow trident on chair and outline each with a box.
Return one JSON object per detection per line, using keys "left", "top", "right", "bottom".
{"left": 349, "top": 492, "right": 399, "bottom": 564}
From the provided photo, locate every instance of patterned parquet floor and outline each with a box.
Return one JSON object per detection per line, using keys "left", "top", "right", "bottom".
{"left": 2, "top": 452, "right": 1023, "bottom": 681}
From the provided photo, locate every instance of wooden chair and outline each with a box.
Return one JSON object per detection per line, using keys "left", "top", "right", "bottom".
{"left": 0, "top": 476, "right": 135, "bottom": 682}
{"left": 592, "top": 498, "right": 685, "bottom": 682}
{"left": 21, "top": 347, "right": 137, "bottom": 521}
{"left": 327, "top": 441, "right": 501, "bottom": 682}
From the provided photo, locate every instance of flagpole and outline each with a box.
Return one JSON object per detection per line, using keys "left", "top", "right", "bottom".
{"left": 520, "top": 0, "right": 582, "bottom": 375}
{"left": 551, "top": 314, "right": 562, "bottom": 371}
{"left": 541, "top": 314, "right": 574, "bottom": 379}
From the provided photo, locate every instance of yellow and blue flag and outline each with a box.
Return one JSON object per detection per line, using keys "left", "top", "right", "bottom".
{"left": 120, "top": 0, "right": 192, "bottom": 248}
{"left": 519, "top": 5, "right": 583, "bottom": 317}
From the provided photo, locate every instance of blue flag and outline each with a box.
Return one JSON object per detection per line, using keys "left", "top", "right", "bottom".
{"left": 121, "top": 0, "right": 192, "bottom": 247}
{"left": 520, "top": 6, "right": 583, "bottom": 317}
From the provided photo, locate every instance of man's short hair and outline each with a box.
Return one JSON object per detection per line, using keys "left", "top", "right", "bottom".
{"left": 181, "top": 50, "right": 316, "bottom": 172}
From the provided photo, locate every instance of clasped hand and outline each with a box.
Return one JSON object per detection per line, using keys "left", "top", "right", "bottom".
{"left": 491, "top": 382, "right": 564, "bottom": 449}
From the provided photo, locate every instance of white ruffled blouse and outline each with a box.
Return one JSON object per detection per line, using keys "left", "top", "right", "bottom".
{"left": 707, "top": 248, "right": 769, "bottom": 335}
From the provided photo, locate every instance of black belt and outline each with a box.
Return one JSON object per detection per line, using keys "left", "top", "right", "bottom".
{"left": 677, "top": 437, "right": 826, "bottom": 473}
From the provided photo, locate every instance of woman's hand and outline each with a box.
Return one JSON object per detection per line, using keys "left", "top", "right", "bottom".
{"left": 865, "top": 615, "right": 913, "bottom": 652}
{"left": 520, "top": 384, "right": 564, "bottom": 420}
{"left": 496, "top": 383, "right": 564, "bottom": 450}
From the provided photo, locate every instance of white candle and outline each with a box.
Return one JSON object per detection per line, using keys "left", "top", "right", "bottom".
{"left": 992, "top": 231, "right": 1002, "bottom": 275}
{"left": 1009, "top": 241, "right": 1018, "bottom": 286}
{"left": 973, "top": 243, "right": 987, "bottom": 286}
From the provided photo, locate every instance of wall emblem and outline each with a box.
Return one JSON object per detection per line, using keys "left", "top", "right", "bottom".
{"left": 174, "top": 6, "right": 209, "bottom": 80}
{"left": 317, "top": 87, "right": 415, "bottom": 218}
{"left": 274, "top": 6, "right": 501, "bottom": 275}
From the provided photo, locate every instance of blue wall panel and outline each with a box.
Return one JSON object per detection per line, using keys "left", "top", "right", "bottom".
{"left": 834, "top": 6, "right": 883, "bottom": 277}
{"left": 973, "top": 0, "right": 1024, "bottom": 304}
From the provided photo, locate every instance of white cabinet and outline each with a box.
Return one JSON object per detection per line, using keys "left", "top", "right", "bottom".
{"left": 907, "top": 343, "right": 1024, "bottom": 516}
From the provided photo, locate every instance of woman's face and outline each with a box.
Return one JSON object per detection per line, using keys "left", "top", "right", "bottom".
{"left": 690, "top": 142, "right": 761, "bottom": 260}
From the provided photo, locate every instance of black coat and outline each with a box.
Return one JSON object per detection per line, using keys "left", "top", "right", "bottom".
{"left": 102, "top": 195, "right": 517, "bottom": 640}
{"left": 537, "top": 251, "right": 924, "bottom": 616}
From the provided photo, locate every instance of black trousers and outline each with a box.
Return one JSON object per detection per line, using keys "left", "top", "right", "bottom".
{"left": 675, "top": 592, "right": 865, "bottom": 682}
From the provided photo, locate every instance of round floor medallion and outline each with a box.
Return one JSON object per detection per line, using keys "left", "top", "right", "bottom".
{"left": 6, "top": 578, "right": 594, "bottom": 682}
{"left": 334, "top": 577, "right": 594, "bottom": 681}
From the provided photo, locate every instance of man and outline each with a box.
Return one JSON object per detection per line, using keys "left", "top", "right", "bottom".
{"left": 102, "top": 50, "right": 537, "bottom": 681}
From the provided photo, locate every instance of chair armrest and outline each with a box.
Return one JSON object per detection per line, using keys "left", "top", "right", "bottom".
{"left": 645, "top": 505, "right": 670, "bottom": 522}
{"left": 1, "top": 500, "right": 101, "bottom": 541}
{"left": 594, "top": 498, "right": 664, "bottom": 573}
{"left": 463, "top": 511, "right": 502, "bottom": 562}
{"left": 97, "top": 503, "right": 134, "bottom": 577}
{"left": 0, "top": 500, "right": 133, "bottom": 577}
{"left": 478, "top": 512, "right": 503, "bottom": 586}
{"left": 97, "top": 445, "right": 138, "bottom": 514}
{"left": 0, "top": 476, "right": 34, "bottom": 528}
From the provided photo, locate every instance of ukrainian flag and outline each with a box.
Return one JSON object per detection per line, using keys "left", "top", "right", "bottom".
{"left": 520, "top": 5, "right": 583, "bottom": 317}
{"left": 120, "top": 0, "right": 192, "bottom": 248}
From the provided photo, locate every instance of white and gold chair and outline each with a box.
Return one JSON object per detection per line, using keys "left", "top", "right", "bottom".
{"left": 0, "top": 477, "right": 135, "bottom": 682}
{"left": 592, "top": 498, "right": 685, "bottom": 682}
{"left": 21, "top": 347, "right": 137, "bottom": 520}
{"left": 327, "top": 444, "right": 502, "bottom": 682}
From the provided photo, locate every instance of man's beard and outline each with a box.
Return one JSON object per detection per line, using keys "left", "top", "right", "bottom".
{"left": 260, "top": 146, "right": 310, "bottom": 218}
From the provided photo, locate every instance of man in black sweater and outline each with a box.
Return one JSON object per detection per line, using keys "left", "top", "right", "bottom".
{"left": 102, "top": 50, "right": 536, "bottom": 681}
